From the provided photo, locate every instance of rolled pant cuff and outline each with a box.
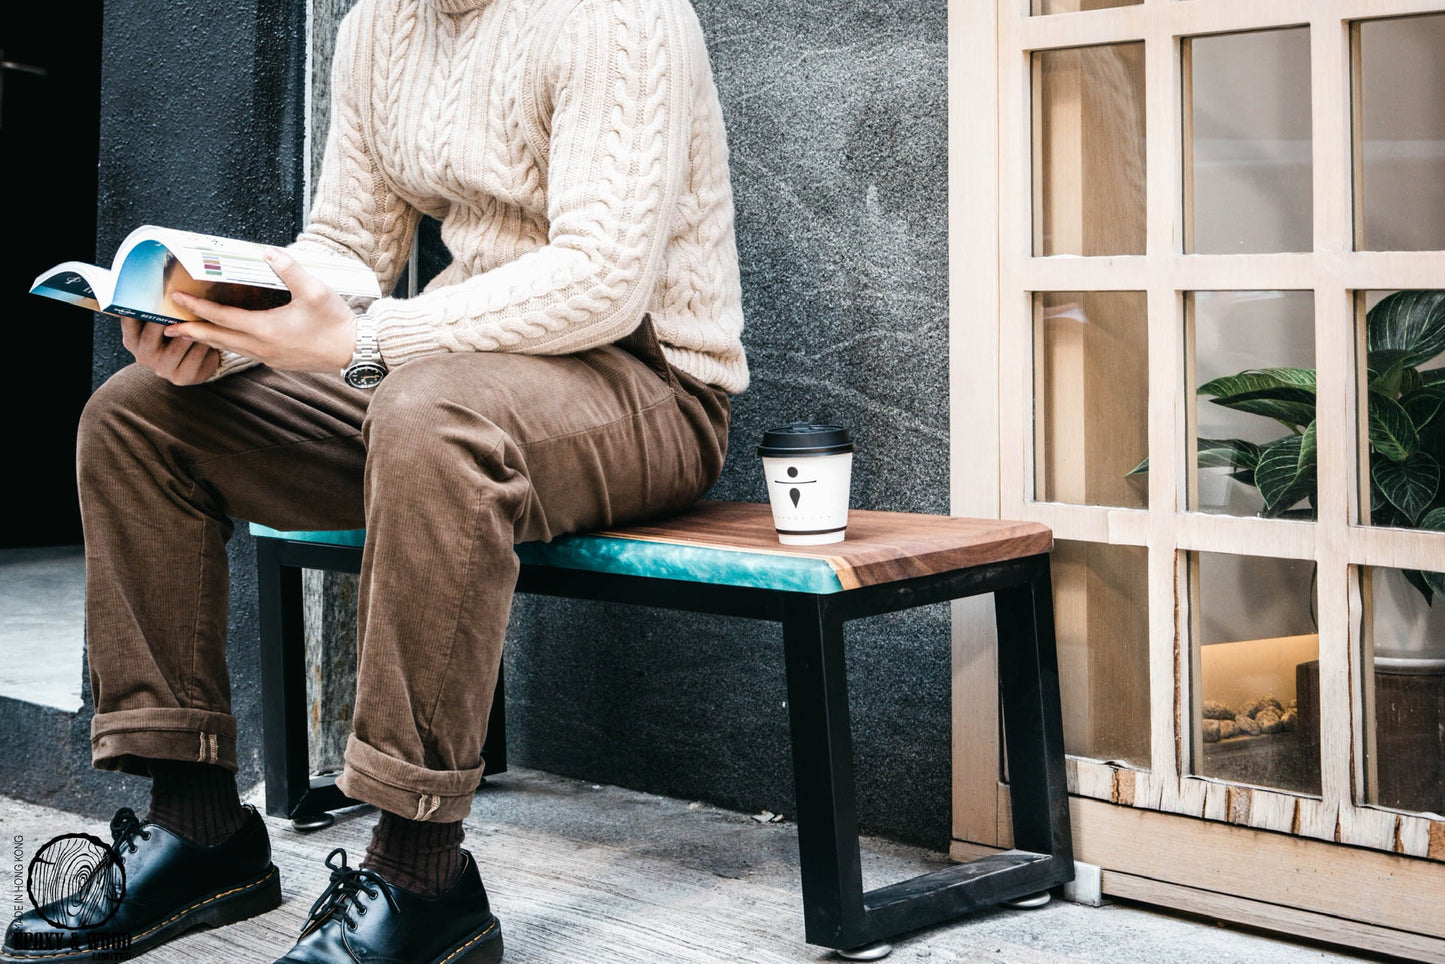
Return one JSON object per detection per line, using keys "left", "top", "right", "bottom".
{"left": 337, "top": 733, "right": 484, "bottom": 823}
{"left": 91, "top": 707, "right": 238, "bottom": 776}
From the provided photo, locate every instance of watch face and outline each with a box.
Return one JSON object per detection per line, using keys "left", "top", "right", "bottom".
{"left": 345, "top": 362, "right": 388, "bottom": 389}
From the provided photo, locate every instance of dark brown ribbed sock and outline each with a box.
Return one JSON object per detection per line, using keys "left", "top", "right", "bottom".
{"left": 144, "top": 759, "right": 248, "bottom": 847}
{"left": 362, "top": 811, "right": 466, "bottom": 898}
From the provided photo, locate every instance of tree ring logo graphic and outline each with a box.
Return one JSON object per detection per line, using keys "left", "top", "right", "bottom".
{"left": 26, "top": 833, "right": 126, "bottom": 929}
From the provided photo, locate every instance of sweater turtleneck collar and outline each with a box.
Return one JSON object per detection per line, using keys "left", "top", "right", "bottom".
{"left": 424, "top": 0, "right": 491, "bottom": 15}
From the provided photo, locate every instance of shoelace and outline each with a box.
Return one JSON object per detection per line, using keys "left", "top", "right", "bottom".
{"left": 301, "top": 848, "right": 400, "bottom": 935}
{"left": 110, "top": 807, "right": 152, "bottom": 855}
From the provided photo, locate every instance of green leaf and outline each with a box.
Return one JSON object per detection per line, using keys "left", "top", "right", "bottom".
{"left": 1196, "top": 438, "right": 1262, "bottom": 472}
{"left": 1367, "top": 350, "right": 1414, "bottom": 395}
{"left": 1368, "top": 391, "right": 1419, "bottom": 462}
{"left": 1198, "top": 368, "right": 1317, "bottom": 398}
{"left": 1366, "top": 290, "right": 1445, "bottom": 370}
{"left": 1254, "top": 424, "right": 1317, "bottom": 516}
{"left": 1417, "top": 509, "right": 1445, "bottom": 601}
{"left": 1206, "top": 387, "right": 1316, "bottom": 430}
{"left": 1126, "top": 456, "right": 1149, "bottom": 477}
{"left": 1401, "top": 384, "right": 1445, "bottom": 433}
{"left": 1371, "top": 451, "right": 1440, "bottom": 523}
{"left": 1421, "top": 366, "right": 1445, "bottom": 387}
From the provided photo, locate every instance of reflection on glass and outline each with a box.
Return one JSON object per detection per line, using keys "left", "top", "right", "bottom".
{"left": 1053, "top": 540, "right": 1150, "bottom": 767}
{"left": 1188, "top": 291, "right": 1316, "bottom": 517}
{"left": 1359, "top": 290, "right": 1445, "bottom": 531}
{"left": 1193, "top": 551, "right": 1321, "bottom": 795}
{"left": 1033, "top": 0, "right": 1140, "bottom": 15}
{"left": 1366, "top": 566, "right": 1445, "bottom": 814}
{"left": 1035, "top": 291, "right": 1149, "bottom": 509}
{"left": 1187, "top": 29, "right": 1312, "bottom": 254}
{"left": 1357, "top": 15, "right": 1445, "bottom": 251}
{"left": 1034, "top": 43, "right": 1146, "bottom": 256}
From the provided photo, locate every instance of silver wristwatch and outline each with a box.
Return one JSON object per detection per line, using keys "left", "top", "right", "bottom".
{"left": 342, "top": 312, "right": 388, "bottom": 389}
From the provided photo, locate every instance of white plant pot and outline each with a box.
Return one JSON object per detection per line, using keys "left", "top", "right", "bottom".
{"left": 1372, "top": 567, "right": 1445, "bottom": 674}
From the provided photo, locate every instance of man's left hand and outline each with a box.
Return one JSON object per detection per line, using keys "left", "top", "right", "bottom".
{"left": 167, "top": 248, "right": 358, "bottom": 373}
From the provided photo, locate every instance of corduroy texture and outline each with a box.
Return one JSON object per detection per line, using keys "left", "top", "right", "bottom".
{"left": 82, "top": 321, "right": 729, "bottom": 824}
{"left": 145, "top": 759, "right": 249, "bottom": 847}
{"left": 362, "top": 812, "right": 467, "bottom": 898}
{"left": 215, "top": 0, "right": 748, "bottom": 393}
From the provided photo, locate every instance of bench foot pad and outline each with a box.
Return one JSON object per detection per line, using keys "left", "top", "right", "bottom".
{"left": 291, "top": 813, "right": 336, "bottom": 833}
{"left": 1001, "top": 891, "right": 1052, "bottom": 909}
{"left": 835, "top": 941, "right": 892, "bottom": 961}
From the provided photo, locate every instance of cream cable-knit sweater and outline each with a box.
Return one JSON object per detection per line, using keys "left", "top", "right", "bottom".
{"left": 230, "top": 0, "right": 748, "bottom": 392}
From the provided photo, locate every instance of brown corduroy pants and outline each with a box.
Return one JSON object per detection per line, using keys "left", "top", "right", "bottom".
{"left": 78, "top": 321, "right": 729, "bottom": 823}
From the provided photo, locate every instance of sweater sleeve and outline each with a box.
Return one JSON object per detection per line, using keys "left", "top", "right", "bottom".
{"left": 207, "top": 4, "right": 418, "bottom": 383}
{"left": 291, "top": 5, "right": 421, "bottom": 300}
{"left": 366, "top": 0, "right": 695, "bottom": 368}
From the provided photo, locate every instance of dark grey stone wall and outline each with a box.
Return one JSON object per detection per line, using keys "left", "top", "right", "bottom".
{"left": 0, "top": 0, "right": 308, "bottom": 815}
{"left": 505, "top": 1, "right": 952, "bottom": 848}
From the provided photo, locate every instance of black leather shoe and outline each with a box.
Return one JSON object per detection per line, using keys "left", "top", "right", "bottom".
{"left": 275, "top": 847, "right": 502, "bottom": 964}
{"left": 3, "top": 806, "right": 281, "bottom": 961}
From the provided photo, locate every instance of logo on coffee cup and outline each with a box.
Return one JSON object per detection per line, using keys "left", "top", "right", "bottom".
{"left": 778, "top": 465, "right": 820, "bottom": 508}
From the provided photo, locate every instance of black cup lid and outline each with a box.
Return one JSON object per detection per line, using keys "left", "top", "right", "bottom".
{"left": 758, "top": 423, "right": 854, "bottom": 458}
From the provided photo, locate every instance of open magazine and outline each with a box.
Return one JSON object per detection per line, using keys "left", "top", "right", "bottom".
{"left": 30, "top": 225, "right": 382, "bottom": 326}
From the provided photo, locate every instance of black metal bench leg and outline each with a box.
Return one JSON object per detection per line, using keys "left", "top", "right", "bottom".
{"left": 257, "top": 539, "right": 316, "bottom": 821}
{"left": 781, "top": 592, "right": 869, "bottom": 950}
{"left": 993, "top": 558, "right": 1074, "bottom": 870}
{"left": 258, "top": 537, "right": 509, "bottom": 824}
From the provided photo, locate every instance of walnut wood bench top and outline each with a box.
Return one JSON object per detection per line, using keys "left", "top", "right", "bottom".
{"left": 250, "top": 501, "right": 1053, "bottom": 595}
{"left": 587, "top": 500, "right": 1053, "bottom": 591}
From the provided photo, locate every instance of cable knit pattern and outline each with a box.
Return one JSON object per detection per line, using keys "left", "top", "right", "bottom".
{"left": 285, "top": 0, "right": 748, "bottom": 393}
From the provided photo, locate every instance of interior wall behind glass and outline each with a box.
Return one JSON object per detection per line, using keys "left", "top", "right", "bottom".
{"left": 1188, "top": 28, "right": 1312, "bottom": 254}
{"left": 1358, "top": 14, "right": 1445, "bottom": 251}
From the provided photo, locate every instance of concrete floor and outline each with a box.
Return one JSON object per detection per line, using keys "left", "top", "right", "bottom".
{"left": 0, "top": 768, "right": 1378, "bottom": 964}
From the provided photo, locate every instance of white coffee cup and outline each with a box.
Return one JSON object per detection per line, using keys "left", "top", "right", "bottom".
{"left": 758, "top": 424, "right": 855, "bottom": 545}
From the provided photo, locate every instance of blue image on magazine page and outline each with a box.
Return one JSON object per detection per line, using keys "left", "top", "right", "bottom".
{"left": 32, "top": 271, "right": 101, "bottom": 312}
{"left": 110, "top": 240, "right": 191, "bottom": 323}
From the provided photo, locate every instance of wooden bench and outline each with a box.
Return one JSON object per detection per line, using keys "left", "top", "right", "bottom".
{"left": 249, "top": 500, "right": 1073, "bottom": 955}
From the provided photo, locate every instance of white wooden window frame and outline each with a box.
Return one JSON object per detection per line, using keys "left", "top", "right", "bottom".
{"left": 949, "top": 0, "right": 1445, "bottom": 863}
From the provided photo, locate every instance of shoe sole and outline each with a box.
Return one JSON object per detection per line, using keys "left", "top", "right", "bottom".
{"left": 433, "top": 915, "right": 503, "bottom": 964}
{"left": 2, "top": 863, "right": 283, "bottom": 962}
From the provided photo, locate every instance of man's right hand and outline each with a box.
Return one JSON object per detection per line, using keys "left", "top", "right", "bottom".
{"left": 121, "top": 317, "right": 221, "bottom": 385}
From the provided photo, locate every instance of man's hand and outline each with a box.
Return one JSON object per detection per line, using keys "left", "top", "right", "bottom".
{"left": 122, "top": 317, "right": 222, "bottom": 385}
{"left": 165, "top": 248, "right": 358, "bottom": 373}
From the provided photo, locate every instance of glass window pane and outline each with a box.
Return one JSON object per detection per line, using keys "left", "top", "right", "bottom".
{"left": 1366, "top": 567, "right": 1445, "bottom": 814}
{"left": 1034, "top": 43, "right": 1146, "bottom": 256}
{"left": 1187, "top": 29, "right": 1312, "bottom": 254}
{"left": 1053, "top": 540, "right": 1151, "bottom": 767}
{"left": 1193, "top": 551, "right": 1321, "bottom": 796}
{"left": 1035, "top": 291, "right": 1149, "bottom": 509}
{"left": 1359, "top": 290, "right": 1445, "bottom": 531}
{"left": 1357, "top": 14, "right": 1445, "bottom": 251}
{"left": 1033, "top": 0, "right": 1140, "bottom": 15}
{"left": 1189, "top": 291, "right": 1316, "bottom": 517}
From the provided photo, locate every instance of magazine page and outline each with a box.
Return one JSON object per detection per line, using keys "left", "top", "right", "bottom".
{"left": 115, "top": 226, "right": 381, "bottom": 300}
{"left": 29, "top": 261, "right": 114, "bottom": 314}
{"left": 108, "top": 238, "right": 289, "bottom": 325}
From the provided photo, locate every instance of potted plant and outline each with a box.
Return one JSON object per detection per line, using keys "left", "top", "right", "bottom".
{"left": 1135, "top": 289, "right": 1445, "bottom": 667}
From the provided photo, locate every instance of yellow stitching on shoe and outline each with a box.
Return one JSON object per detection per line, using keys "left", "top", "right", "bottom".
{"left": 437, "top": 917, "right": 499, "bottom": 964}
{"left": 2, "top": 867, "right": 279, "bottom": 960}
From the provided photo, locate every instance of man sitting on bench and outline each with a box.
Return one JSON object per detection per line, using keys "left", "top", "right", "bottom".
{"left": 3, "top": 0, "right": 746, "bottom": 961}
